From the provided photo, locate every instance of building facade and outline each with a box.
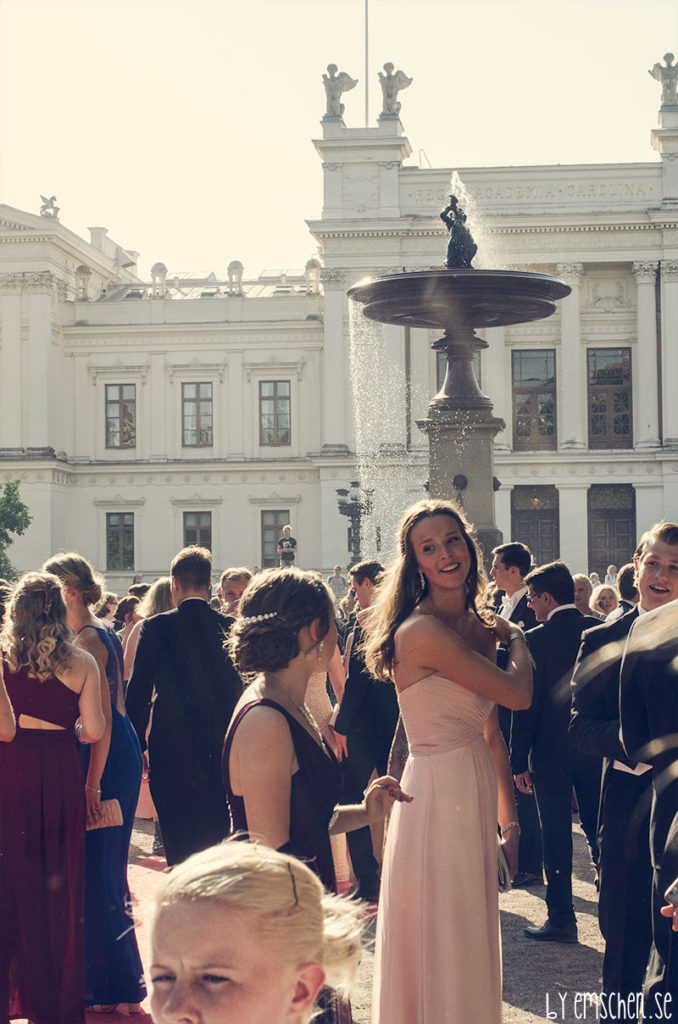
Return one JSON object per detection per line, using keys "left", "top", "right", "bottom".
{"left": 1, "top": 75, "right": 677, "bottom": 583}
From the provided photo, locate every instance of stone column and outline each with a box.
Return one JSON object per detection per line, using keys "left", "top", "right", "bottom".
{"left": 556, "top": 263, "right": 586, "bottom": 450}
{"left": 558, "top": 482, "right": 589, "bottom": 572}
{"left": 378, "top": 160, "right": 400, "bottom": 217}
{"left": 632, "top": 262, "right": 660, "bottom": 448}
{"left": 494, "top": 482, "right": 512, "bottom": 541}
{"left": 660, "top": 260, "right": 678, "bottom": 447}
{"left": 320, "top": 269, "right": 349, "bottom": 454}
{"left": 227, "top": 351, "right": 245, "bottom": 460}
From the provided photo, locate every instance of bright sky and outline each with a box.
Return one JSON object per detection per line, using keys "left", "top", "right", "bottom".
{"left": 1, "top": 0, "right": 676, "bottom": 279}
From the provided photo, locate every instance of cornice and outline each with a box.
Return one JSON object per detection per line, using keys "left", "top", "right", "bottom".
{"left": 167, "top": 361, "right": 227, "bottom": 383}
{"left": 171, "top": 494, "right": 224, "bottom": 507}
{"left": 243, "top": 358, "right": 305, "bottom": 381}
{"left": 88, "top": 361, "right": 150, "bottom": 384}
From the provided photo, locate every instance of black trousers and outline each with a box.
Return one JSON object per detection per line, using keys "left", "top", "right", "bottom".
{"left": 598, "top": 769, "right": 653, "bottom": 1006}
{"left": 498, "top": 705, "right": 543, "bottom": 875}
{"left": 341, "top": 723, "right": 394, "bottom": 886}
{"left": 532, "top": 759, "right": 601, "bottom": 927}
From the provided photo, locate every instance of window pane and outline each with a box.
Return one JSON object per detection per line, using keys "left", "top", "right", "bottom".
{"left": 105, "top": 384, "right": 136, "bottom": 448}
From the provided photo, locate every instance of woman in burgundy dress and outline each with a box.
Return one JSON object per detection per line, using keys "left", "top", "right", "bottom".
{"left": 222, "top": 567, "right": 410, "bottom": 1024}
{"left": 0, "top": 572, "right": 105, "bottom": 1024}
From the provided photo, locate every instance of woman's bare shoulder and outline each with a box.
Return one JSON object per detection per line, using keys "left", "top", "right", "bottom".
{"left": 58, "top": 645, "right": 97, "bottom": 686}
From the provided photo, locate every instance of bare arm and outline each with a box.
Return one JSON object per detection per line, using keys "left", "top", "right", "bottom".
{"left": 71, "top": 648, "right": 106, "bottom": 743}
{"left": 75, "top": 628, "right": 112, "bottom": 823}
{"left": 0, "top": 670, "right": 15, "bottom": 742}
{"left": 395, "top": 614, "right": 532, "bottom": 709}
{"left": 327, "top": 644, "right": 345, "bottom": 702}
{"left": 484, "top": 706, "right": 519, "bottom": 877}
{"left": 231, "top": 706, "right": 295, "bottom": 850}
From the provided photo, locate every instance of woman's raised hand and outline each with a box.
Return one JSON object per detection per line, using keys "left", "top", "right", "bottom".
{"left": 364, "top": 775, "right": 413, "bottom": 822}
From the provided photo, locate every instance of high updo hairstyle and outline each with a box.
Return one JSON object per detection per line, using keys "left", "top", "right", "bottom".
{"left": 151, "top": 840, "right": 363, "bottom": 1016}
{"left": 42, "top": 552, "right": 103, "bottom": 608}
{"left": 227, "top": 567, "right": 333, "bottom": 674}
{"left": 1, "top": 571, "right": 72, "bottom": 680}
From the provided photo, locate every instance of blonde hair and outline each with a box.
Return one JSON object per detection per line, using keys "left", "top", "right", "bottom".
{"left": 364, "top": 499, "right": 490, "bottom": 682}
{"left": 590, "top": 583, "right": 618, "bottom": 616}
{"left": 151, "top": 841, "right": 362, "bottom": 1015}
{"left": 138, "top": 577, "right": 173, "bottom": 618}
{"left": 42, "top": 552, "right": 103, "bottom": 608}
{"left": 1, "top": 572, "right": 73, "bottom": 680}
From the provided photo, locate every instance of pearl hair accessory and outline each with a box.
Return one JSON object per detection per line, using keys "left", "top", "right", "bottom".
{"left": 241, "top": 612, "right": 277, "bottom": 623}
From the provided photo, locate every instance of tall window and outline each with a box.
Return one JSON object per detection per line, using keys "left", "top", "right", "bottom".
{"left": 587, "top": 348, "right": 632, "bottom": 449}
{"left": 106, "top": 512, "right": 134, "bottom": 570}
{"left": 182, "top": 383, "right": 213, "bottom": 447}
{"left": 512, "top": 351, "right": 556, "bottom": 451}
{"left": 105, "top": 384, "right": 136, "bottom": 448}
{"left": 183, "top": 511, "right": 212, "bottom": 549}
{"left": 261, "top": 509, "right": 289, "bottom": 568}
{"left": 511, "top": 486, "right": 560, "bottom": 565}
{"left": 259, "top": 381, "right": 291, "bottom": 445}
{"left": 588, "top": 485, "right": 636, "bottom": 577}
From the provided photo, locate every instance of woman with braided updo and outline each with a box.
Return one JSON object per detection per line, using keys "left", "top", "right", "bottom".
{"left": 223, "top": 567, "right": 410, "bottom": 1024}
{"left": 0, "top": 572, "right": 105, "bottom": 1023}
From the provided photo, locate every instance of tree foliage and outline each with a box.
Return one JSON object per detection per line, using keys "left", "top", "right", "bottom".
{"left": 0, "top": 480, "right": 32, "bottom": 581}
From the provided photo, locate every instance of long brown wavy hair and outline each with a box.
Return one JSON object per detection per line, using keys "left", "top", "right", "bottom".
{"left": 1, "top": 572, "right": 73, "bottom": 680}
{"left": 363, "top": 499, "right": 490, "bottom": 682}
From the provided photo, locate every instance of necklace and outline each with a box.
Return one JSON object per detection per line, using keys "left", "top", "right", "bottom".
{"left": 262, "top": 675, "right": 325, "bottom": 747}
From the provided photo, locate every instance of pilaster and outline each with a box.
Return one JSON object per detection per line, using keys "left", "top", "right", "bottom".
{"left": 558, "top": 482, "right": 589, "bottom": 572}
{"left": 631, "top": 262, "right": 660, "bottom": 448}
{"left": 320, "top": 269, "right": 349, "bottom": 454}
{"left": 660, "top": 260, "right": 678, "bottom": 446}
{"left": 556, "top": 263, "right": 586, "bottom": 449}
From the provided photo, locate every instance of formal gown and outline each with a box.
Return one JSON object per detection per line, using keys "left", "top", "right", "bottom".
{"left": 0, "top": 664, "right": 86, "bottom": 1024}
{"left": 223, "top": 697, "right": 351, "bottom": 1024}
{"left": 372, "top": 672, "right": 501, "bottom": 1024}
{"left": 78, "top": 625, "right": 145, "bottom": 1007}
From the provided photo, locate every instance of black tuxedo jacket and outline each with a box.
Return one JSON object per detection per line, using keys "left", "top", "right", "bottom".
{"left": 496, "top": 592, "right": 537, "bottom": 673}
{"left": 126, "top": 599, "right": 243, "bottom": 863}
{"left": 620, "top": 600, "right": 678, "bottom": 867}
{"left": 511, "top": 607, "right": 600, "bottom": 776}
{"left": 334, "top": 622, "right": 398, "bottom": 739}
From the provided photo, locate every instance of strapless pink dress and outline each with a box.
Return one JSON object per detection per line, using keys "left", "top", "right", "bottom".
{"left": 372, "top": 672, "right": 502, "bottom": 1024}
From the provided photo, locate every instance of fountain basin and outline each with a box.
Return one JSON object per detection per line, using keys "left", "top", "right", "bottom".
{"left": 347, "top": 269, "right": 571, "bottom": 330}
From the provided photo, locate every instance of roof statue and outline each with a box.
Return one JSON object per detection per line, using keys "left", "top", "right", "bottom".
{"left": 378, "top": 62, "right": 412, "bottom": 118}
{"left": 39, "top": 195, "right": 59, "bottom": 219}
{"left": 322, "top": 64, "right": 358, "bottom": 120}
{"left": 649, "top": 53, "right": 678, "bottom": 107}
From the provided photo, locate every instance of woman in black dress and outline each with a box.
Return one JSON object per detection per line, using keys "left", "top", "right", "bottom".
{"left": 223, "top": 568, "right": 409, "bottom": 1022}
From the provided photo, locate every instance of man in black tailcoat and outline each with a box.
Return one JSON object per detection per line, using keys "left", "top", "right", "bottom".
{"left": 570, "top": 523, "right": 678, "bottom": 1009}
{"left": 126, "top": 546, "right": 242, "bottom": 866}
{"left": 621, "top": 592, "right": 678, "bottom": 1015}
{"left": 332, "top": 560, "right": 399, "bottom": 901}
{"left": 490, "top": 541, "right": 542, "bottom": 886}
{"left": 510, "top": 560, "right": 601, "bottom": 943}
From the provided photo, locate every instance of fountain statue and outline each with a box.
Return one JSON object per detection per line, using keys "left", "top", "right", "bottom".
{"left": 347, "top": 189, "right": 571, "bottom": 558}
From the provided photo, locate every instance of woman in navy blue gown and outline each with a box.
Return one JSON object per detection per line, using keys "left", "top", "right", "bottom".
{"left": 44, "top": 554, "right": 146, "bottom": 1013}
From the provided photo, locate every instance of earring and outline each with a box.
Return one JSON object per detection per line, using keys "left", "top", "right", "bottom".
{"left": 316, "top": 639, "right": 325, "bottom": 663}
{"left": 419, "top": 571, "right": 426, "bottom": 589}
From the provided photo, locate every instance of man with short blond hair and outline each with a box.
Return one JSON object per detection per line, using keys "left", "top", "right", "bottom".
{"left": 127, "top": 546, "right": 242, "bottom": 865}
{"left": 218, "top": 567, "right": 252, "bottom": 616}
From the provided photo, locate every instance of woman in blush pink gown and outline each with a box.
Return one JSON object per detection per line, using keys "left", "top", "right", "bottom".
{"left": 364, "top": 500, "right": 533, "bottom": 1024}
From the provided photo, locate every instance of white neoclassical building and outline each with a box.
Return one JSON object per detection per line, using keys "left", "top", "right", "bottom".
{"left": 1, "top": 61, "right": 677, "bottom": 584}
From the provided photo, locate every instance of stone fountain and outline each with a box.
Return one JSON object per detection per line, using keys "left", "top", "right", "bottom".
{"left": 347, "top": 193, "right": 571, "bottom": 557}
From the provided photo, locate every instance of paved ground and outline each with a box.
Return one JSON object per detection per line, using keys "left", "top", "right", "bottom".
{"left": 131, "top": 814, "right": 604, "bottom": 1023}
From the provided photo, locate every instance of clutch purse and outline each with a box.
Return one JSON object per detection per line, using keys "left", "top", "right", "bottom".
{"left": 86, "top": 798, "right": 123, "bottom": 831}
{"left": 497, "top": 836, "right": 511, "bottom": 893}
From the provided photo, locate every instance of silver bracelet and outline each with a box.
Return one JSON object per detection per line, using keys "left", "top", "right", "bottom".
{"left": 501, "top": 820, "right": 520, "bottom": 836}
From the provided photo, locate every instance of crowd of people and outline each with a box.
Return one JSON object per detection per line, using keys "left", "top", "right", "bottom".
{"left": 0, "top": 503, "right": 677, "bottom": 1024}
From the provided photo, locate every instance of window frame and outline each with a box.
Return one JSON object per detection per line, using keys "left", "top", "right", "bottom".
{"left": 260, "top": 509, "right": 290, "bottom": 568}
{"left": 183, "top": 510, "right": 212, "bottom": 549}
{"left": 511, "top": 350, "right": 557, "bottom": 452}
{"left": 106, "top": 511, "right": 135, "bottom": 571}
{"left": 182, "top": 381, "right": 214, "bottom": 448}
{"left": 587, "top": 347, "right": 633, "bottom": 450}
{"left": 105, "top": 383, "right": 137, "bottom": 449}
{"left": 259, "top": 380, "right": 291, "bottom": 447}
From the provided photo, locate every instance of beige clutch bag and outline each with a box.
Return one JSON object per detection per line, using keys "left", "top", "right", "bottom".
{"left": 86, "top": 798, "right": 123, "bottom": 831}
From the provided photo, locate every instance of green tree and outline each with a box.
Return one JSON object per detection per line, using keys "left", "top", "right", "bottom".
{"left": 0, "top": 480, "right": 32, "bottom": 580}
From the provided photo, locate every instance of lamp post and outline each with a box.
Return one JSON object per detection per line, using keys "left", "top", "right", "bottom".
{"left": 336, "top": 480, "right": 372, "bottom": 567}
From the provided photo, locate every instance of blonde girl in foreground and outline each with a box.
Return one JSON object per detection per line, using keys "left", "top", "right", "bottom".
{"left": 148, "top": 840, "right": 363, "bottom": 1024}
